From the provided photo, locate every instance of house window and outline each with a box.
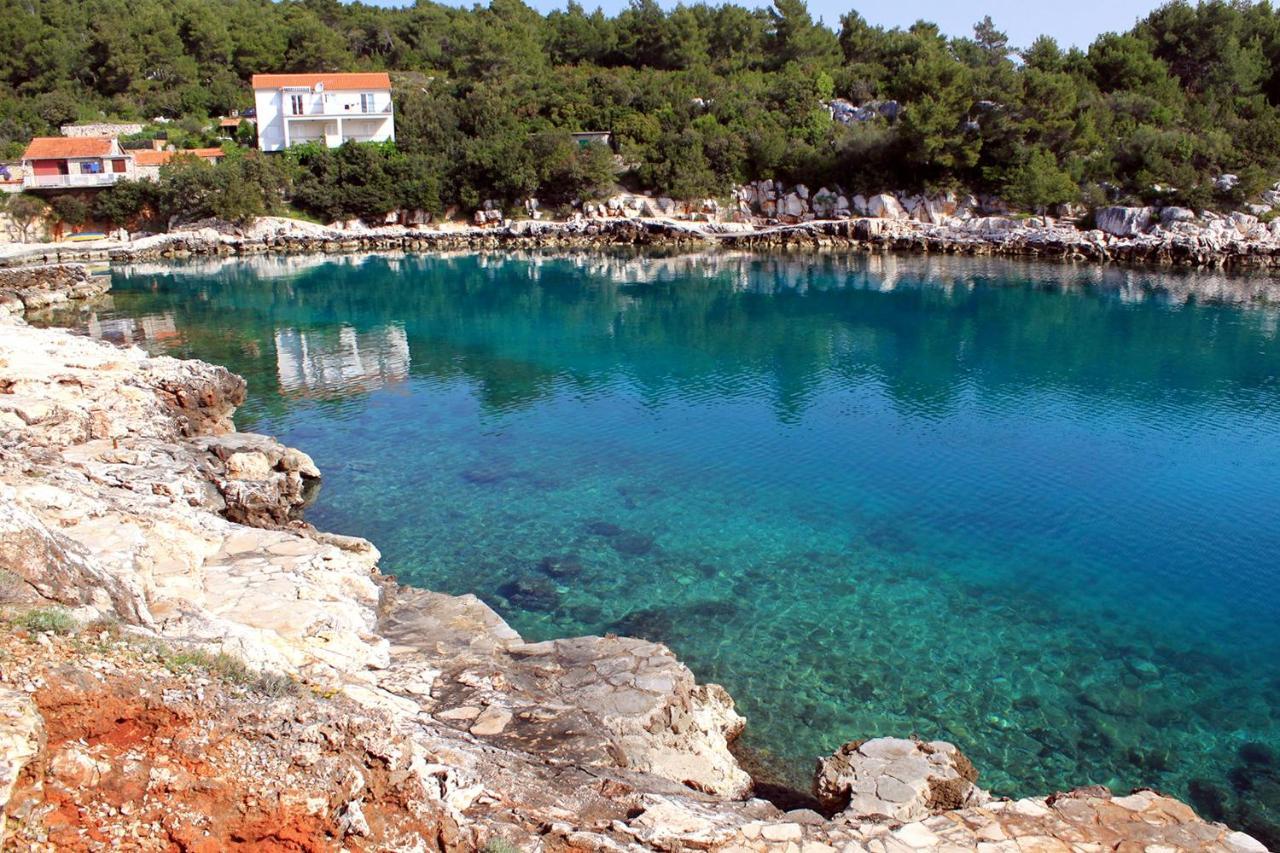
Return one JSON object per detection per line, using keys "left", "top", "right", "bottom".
{"left": 360, "top": 93, "right": 374, "bottom": 113}
{"left": 112, "top": 159, "right": 126, "bottom": 173}
{"left": 290, "top": 94, "right": 305, "bottom": 116}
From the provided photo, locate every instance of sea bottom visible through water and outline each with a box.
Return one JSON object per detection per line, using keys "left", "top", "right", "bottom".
{"left": 40, "top": 251, "right": 1280, "bottom": 843}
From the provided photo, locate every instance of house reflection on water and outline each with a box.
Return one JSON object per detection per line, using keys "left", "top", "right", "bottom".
{"left": 273, "top": 324, "right": 410, "bottom": 398}
{"left": 83, "top": 311, "right": 180, "bottom": 347}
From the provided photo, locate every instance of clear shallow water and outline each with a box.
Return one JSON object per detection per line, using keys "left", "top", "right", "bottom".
{"left": 43, "top": 252, "right": 1280, "bottom": 841}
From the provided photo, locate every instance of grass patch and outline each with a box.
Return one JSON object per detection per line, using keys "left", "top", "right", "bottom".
{"left": 483, "top": 840, "right": 521, "bottom": 853}
{"left": 253, "top": 671, "right": 300, "bottom": 698}
{"left": 160, "top": 646, "right": 299, "bottom": 697}
{"left": 12, "top": 607, "right": 77, "bottom": 636}
{"left": 162, "top": 648, "right": 251, "bottom": 682}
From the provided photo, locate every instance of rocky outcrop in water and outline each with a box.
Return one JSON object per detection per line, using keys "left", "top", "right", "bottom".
{"left": 0, "top": 270, "right": 1269, "bottom": 850}
{"left": 0, "top": 263, "right": 107, "bottom": 317}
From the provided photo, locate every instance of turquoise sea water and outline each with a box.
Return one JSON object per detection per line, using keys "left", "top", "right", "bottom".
{"left": 43, "top": 252, "right": 1280, "bottom": 841}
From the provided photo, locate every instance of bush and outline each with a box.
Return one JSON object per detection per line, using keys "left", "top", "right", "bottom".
{"left": 160, "top": 646, "right": 298, "bottom": 696}
{"left": 153, "top": 150, "right": 285, "bottom": 225}
{"left": 7, "top": 194, "right": 48, "bottom": 243}
{"left": 93, "top": 180, "right": 160, "bottom": 227}
{"left": 13, "top": 607, "right": 77, "bottom": 635}
{"left": 1003, "top": 147, "right": 1079, "bottom": 212}
{"left": 252, "top": 671, "right": 300, "bottom": 698}
{"left": 50, "top": 195, "right": 89, "bottom": 229}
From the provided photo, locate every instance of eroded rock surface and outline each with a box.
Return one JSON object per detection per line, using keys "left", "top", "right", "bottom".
{"left": 379, "top": 586, "right": 750, "bottom": 797}
{"left": 814, "top": 737, "right": 988, "bottom": 821}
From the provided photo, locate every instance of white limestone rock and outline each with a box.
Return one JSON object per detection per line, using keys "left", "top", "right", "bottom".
{"left": 1095, "top": 206, "right": 1153, "bottom": 237}
{"left": 783, "top": 193, "right": 808, "bottom": 217}
{"left": 1160, "top": 206, "right": 1197, "bottom": 224}
{"left": 867, "top": 194, "right": 907, "bottom": 220}
{"left": 0, "top": 686, "right": 44, "bottom": 842}
{"left": 814, "top": 737, "right": 989, "bottom": 822}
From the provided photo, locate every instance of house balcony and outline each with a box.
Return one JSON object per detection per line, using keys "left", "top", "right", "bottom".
{"left": 284, "top": 104, "right": 394, "bottom": 119}
{"left": 282, "top": 114, "right": 394, "bottom": 149}
{"left": 24, "top": 172, "right": 128, "bottom": 190}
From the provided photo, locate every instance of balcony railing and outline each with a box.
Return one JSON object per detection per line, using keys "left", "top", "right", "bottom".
{"left": 24, "top": 172, "right": 128, "bottom": 189}
{"left": 286, "top": 103, "right": 394, "bottom": 118}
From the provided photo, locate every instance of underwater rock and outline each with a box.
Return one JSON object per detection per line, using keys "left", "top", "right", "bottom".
{"left": 538, "top": 553, "right": 585, "bottom": 579}
{"left": 461, "top": 466, "right": 509, "bottom": 485}
{"left": 610, "top": 607, "right": 676, "bottom": 642}
{"left": 1240, "top": 741, "right": 1277, "bottom": 767}
{"left": 813, "top": 737, "right": 988, "bottom": 820}
{"left": 610, "top": 531, "right": 655, "bottom": 557}
{"left": 1188, "top": 778, "right": 1231, "bottom": 819}
{"left": 585, "top": 519, "right": 622, "bottom": 537}
{"left": 1237, "top": 796, "right": 1280, "bottom": 852}
{"left": 497, "top": 576, "right": 560, "bottom": 611}
{"left": 863, "top": 522, "right": 916, "bottom": 554}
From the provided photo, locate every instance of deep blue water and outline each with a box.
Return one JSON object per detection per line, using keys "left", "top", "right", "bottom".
{"left": 46, "top": 252, "right": 1280, "bottom": 840}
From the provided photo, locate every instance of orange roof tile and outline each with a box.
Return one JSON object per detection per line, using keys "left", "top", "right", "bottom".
{"left": 251, "top": 72, "right": 391, "bottom": 91}
{"left": 23, "top": 137, "right": 116, "bottom": 160}
{"left": 133, "top": 148, "right": 225, "bottom": 166}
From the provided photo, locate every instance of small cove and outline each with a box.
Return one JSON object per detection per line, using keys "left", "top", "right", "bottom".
{"left": 41, "top": 250, "right": 1280, "bottom": 841}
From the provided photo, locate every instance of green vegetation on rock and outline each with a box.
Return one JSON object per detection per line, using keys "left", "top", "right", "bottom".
{"left": 11, "top": 607, "right": 77, "bottom": 636}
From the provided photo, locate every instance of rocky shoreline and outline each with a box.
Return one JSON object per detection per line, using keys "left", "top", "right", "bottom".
{"left": 0, "top": 268, "right": 1270, "bottom": 850}
{"left": 7, "top": 205, "right": 1280, "bottom": 273}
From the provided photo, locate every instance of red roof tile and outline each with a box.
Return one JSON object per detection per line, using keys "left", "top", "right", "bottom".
{"left": 133, "top": 148, "right": 225, "bottom": 167}
{"left": 23, "top": 137, "right": 116, "bottom": 160}
{"left": 251, "top": 73, "right": 391, "bottom": 91}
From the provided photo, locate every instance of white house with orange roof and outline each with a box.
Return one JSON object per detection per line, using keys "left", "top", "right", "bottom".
{"left": 251, "top": 73, "right": 395, "bottom": 152}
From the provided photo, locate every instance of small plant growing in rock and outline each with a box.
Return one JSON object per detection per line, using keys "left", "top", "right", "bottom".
{"left": 483, "top": 839, "right": 521, "bottom": 853}
{"left": 161, "top": 647, "right": 251, "bottom": 684}
{"left": 160, "top": 645, "right": 298, "bottom": 697}
{"left": 13, "top": 607, "right": 77, "bottom": 636}
{"left": 76, "top": 616, "right": 126, "bottom": 652}
{"left": 252, "top": 671, "right": 300, "bottom": 698}
{"left": 207, "top": 652, "right": 253, "bottom": 685}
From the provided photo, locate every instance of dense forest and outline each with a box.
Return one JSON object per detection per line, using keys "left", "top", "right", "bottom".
{"left": 4, "top": 0, "right": 1280, "bottom": 220}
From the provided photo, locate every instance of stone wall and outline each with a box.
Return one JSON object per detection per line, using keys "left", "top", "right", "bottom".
{"left": 59, "top": 122, "right": 143, "bottom": 137}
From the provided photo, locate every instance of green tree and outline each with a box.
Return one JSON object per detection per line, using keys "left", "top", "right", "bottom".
{"left": 48, "top": 194, "right": 88, "bottom": 239}
{"left": 93, "top": 180, "right": 161, "bottom": 226}
{"left": 8, "top": 194, "right": 48, "bottom": 242}
{"left": 1003, "top": 147, "right": 1079, "bottom": 210}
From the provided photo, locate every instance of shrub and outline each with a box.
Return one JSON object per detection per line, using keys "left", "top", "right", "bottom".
{"left": 13, "top": 607, "right": 77, "bottom": 635}
{"left": 7, "top": 194, "right": 48, "bottom": 243}
{"left": 160, "top": 646, "right": 298, "bottom": 697}
{"left": 1003, "top": 147, "right": 1079, "bottom": 212}
{"left": 253, "top": 671, "right": 300, "bottom": 698}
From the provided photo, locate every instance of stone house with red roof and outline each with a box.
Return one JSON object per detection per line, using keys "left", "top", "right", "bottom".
{"left": 21, "top": 137, "right": 135, "bottom": 190}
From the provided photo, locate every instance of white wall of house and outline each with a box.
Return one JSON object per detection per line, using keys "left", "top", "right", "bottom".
{"left": 254, "top": 86, "right": 394, "bottom": 152}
